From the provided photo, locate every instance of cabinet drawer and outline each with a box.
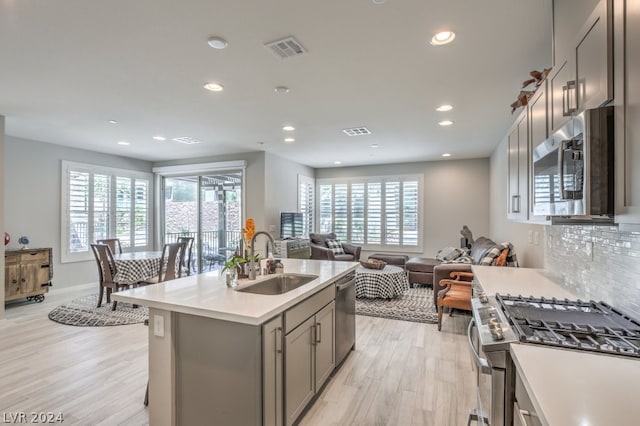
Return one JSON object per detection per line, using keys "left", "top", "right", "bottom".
{"left": 4, "top": 253, "right": 19, "bottom": 264}
{"left": 285, "top": 285, "right": 335, "bottom": 334}
{"left": 19, "top": 250, "right": 50, "bottom": 263}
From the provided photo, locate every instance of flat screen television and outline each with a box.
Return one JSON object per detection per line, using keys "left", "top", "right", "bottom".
{"left": 280, "top": 212, "right": 304, "bottom": 239}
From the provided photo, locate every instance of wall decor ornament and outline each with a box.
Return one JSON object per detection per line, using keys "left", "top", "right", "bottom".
{"left": 4, "top": 232, "right": 9, "bottom": 246}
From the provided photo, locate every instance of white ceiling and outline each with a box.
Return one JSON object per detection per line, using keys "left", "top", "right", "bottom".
{"left": 0, "top": 0, "right": 552, "bottom": 168}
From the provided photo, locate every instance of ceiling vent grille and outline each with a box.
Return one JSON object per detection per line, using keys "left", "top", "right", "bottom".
{"left": 172, "top": 136, "right": 201, "bottom": 145}
{"left": 265, "top": 36, "right": 307, "bottom": 59}
{"left": 342, "top": 127, "right": 371, "bottom": 136}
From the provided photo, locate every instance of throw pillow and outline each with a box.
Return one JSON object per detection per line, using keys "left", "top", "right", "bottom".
{"left": 325, "top": 239, "right": 345, "bottom": 255}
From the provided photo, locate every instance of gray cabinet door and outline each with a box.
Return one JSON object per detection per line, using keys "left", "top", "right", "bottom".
{"left": 575, "top": 0, "right": 613, "bottom": 111}
{"left": 614, "top": 0, "right": 640, "bottom": 224}
{"left": 263, "top": 315, "right": 283, "bottom": 426}
{"left": 314, "top": 301, "right": 335, "bottom": 391}
{"left": 549, "top": 59, "right": 574, "bottom": 132}
{"left": 529, "top": 82, "right": 548, "bottom": 147}
{"left": 285, "top": 316, "right": 315, "bottom": 426}
{"left": 507, "top": 110, "right": 528, "bottom": 221}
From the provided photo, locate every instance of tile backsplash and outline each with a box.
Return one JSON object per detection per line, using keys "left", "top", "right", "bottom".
{"left": 545, "top": 225, "right": 640, "bottom": 318}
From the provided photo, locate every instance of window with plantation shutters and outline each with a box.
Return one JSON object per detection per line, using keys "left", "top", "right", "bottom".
{"left": 298, "top": 175, "right": 315, "bottom": 236}
{"left": 316, "top": 175, "right": 422, "bottom": 249}
{"left": 61, "top": 161, "right": 152, "bottom": 263}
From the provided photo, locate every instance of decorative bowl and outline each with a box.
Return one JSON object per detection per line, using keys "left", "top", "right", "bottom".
{"left": 4, "top": 232, "right": 9, "bottom": 246}
{"left": 360, "top": 259, "right": 387, "bottom": 270}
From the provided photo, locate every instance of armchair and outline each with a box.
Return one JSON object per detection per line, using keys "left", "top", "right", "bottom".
{"left": 437, "top": 271, "right": 474, "bottom": 331}
{"left": 432, "top": 237, "right": 517, "bottom": 307}
{"left": 309, "top": 232, "right": 361, "bottom": 261}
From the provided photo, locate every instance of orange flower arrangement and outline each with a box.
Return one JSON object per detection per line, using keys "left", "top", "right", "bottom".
{"left": 242, "top": 217, "right": 256, "bottom": 248}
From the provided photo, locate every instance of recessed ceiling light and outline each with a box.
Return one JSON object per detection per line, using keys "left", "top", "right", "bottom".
{"left": 274, "top": 86, "right": 290, "bottom": 93}
{"left": 371, "top": 144, "right": 379, "bottom": 148}
{"left": 334, "top": 161, "right": 342, "bottom": 165}
{"left": 204, "top": 82, "right": 224, "bottom": 92}
{"left": 284, "top": 138, "right": 295, "bottom": 143}
{"left": 430, "top": 31, "right": 456, "bottom": 46}
{"left": 117, "top": 141, "right": 129, "bottom": 146}
{"left": 108, "top": 120, "right": 118, "bottom": 124}
{"left": 436, "top": 104, "right": 453, "bottom": 112}
{"left": 438, "top": 120, "right": 454, "bottom": 126}
{"left": 207, "top": 36, "right": 228, "bottom": 49}
{"left": 282, "top": 125, "right": 295, "bottom": 131}
{"left": 372, "top": 0, "right": 386, "bottom": 4}
{"left": 442, "top": 153, "right": 452, "bottom": 157}
{"left": 152, "top": 136, "right": 166, "bottom": 141}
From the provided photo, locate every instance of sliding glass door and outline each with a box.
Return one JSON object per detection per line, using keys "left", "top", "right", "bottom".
{"left": 163, "top": 172, "right": 243, "bottom": 273}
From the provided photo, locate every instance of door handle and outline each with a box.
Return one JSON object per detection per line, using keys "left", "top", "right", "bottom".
{"left": 562, "top": 80, "right": 577, "bottom": 116}
{"left": 315, "top": 323, "right": 322, "bottom": 343}
{"left": 467, "top": 319, "right": 491, "bottom": 374}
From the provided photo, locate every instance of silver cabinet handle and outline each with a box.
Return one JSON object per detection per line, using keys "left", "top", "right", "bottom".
{"left": 467, "top": 319, "right": 491, "bottom": 374}
{"left": 315, "top": 323, "right": 322, "bottom": 343}
{"left": 275, "top": 327, "right": 282, "bottom": 354}
{"left": 562, "top": 80, "right": 577, "bottom": 116}
{"left": 511, "top": 195, "right": 521, "bottom": 213}
{"left": 514, "top": 401, "right": 539, "bottom": 426}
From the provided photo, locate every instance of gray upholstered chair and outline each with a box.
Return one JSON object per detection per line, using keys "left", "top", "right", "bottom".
{"left": 309, "top": 232, "right": 361, "bottom": 261}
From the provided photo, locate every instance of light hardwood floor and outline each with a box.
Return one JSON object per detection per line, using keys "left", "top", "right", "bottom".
{"left": 0, "top": 287, "right": 475, "bottom": 425}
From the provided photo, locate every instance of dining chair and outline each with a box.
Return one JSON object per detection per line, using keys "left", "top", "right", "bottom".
{"left": 96, "top": 238, "right": 123, "bottom": 255}
{"left": 91, "top": 243, "right": 135, "bottom": 310}
{"left": 139, "top": 242, "right": 186, "bottom": 285}
{"left": 177, "top": 236, "right": 195, "bottom": 276}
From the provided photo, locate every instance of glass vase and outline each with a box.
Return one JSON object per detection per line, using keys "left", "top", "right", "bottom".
{"left": 225, "top": 268, "right": 238, "bottom": 287}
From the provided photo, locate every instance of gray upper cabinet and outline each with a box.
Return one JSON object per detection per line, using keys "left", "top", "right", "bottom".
{"left": 529, "top": 81, "right": 549, "bottom": 148}
{"left": 614, "top": 0, "right": 640, "bottom": 225}
{"left": 549, "top": 59, "right": 574, "bottom": 132}
{"left": 507, "top": 109, "right": 529, "bottom": 221}
{"left": 575, "top": 0, "right": 613, "bottom": 111}
{"left": 550, "top": 0, "right": 610, "bottom": 133}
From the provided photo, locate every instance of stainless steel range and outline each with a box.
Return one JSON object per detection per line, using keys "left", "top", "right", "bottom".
{"left": 468, "top": 292, "right": 640, "bottom": 426}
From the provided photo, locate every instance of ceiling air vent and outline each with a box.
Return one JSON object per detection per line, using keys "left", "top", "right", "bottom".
{"left": 342, "top": 127, "right": 371, "bottom": 136}
{"left": 172, "top": 136, "right": 201, "bottom": 145}
{"left": 265, "top": 36, "right": 307, "bottom": 59}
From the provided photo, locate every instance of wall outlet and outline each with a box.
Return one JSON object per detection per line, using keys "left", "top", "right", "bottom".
{"left": 153, "top": 314, "right": 165, "bottom": 337}
{"left": 528, "top": 230, "right": 534, "bottom": 244}
{"left": 269, "top": 224, "right": 276, "bottom": 232}
{"left": 533, "top": 231, "right": 540, "bottom": 245}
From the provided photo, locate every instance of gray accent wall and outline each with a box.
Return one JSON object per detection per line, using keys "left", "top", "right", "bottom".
{"left": 315, "top": 159, "right": 490, "bottom": 259}
{"left": 3, "top": 136, "right": 152, "bottom": 290}
{"left": 545, "top": 225, "right": 640, "bottom": 318}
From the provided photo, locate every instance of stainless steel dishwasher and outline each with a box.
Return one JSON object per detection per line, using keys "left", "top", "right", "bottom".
{"left": 334, "top": 271, "right": 356, "bottom": 366}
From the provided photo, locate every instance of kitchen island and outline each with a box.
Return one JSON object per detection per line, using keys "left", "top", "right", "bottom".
{"left": 112, "top": 258, "right": 358, "bottom": 426}
{"left": 472, "top": 265, "right": 640, "bottom": 426}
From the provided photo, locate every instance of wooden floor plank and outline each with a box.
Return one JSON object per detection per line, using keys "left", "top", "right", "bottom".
{"left": 2, "top": 287, "right": 475, "bottom": 425}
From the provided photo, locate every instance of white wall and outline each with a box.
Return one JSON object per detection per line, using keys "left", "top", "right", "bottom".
{"left": 4, "top": 136, "right": 153, "bottom": 290}
{"left": 264, "top": 152, "right": 314, "bottom": 239}
{"left": 315, "top": 159, "right": 491, "bottom": 259}
{"left": 489, "top": 136, "right": 545, "bottom": 268}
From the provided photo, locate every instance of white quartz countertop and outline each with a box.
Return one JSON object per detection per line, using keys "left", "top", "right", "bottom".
{"left": 471, "top": 265, "right": 576, "bottom": 299}
{"left": 111, "top": 259, "right": 358, "bottom": 325}
{"left": 511, "top": 344, "right": 640, "bottom": 426}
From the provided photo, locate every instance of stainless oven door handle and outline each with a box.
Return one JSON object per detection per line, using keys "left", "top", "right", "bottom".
{"left": 467, "top": 319, "right": 491, "bottom": 374}
{"left": 558, "top": 139, "right": 568, "bottom": 200}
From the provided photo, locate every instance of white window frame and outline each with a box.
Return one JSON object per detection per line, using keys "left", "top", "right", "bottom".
{"left": 316, "top": 174, "right": 424, "bottom": 252}
{"left": 61, "top": 161, "right": 153, "bottom": 263}
{"left": 298, "top": 174, "right": 315, "bottom": 237}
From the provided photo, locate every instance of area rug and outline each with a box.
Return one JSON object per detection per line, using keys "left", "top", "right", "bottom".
{"left": 48, "top": 294, "right": 148, "bottom": 327}
{"left": 356, "top": 287, "right": 438, "bottom": 324}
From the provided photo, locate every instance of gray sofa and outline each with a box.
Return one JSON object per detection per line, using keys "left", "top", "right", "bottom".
{"left": 309, "top": 232, "right": 361, "bottom": 261}
{"left": 432, "top": 237, "right": 514, "bottom": 306}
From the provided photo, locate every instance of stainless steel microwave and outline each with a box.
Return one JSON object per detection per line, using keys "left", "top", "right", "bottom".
{"left": 531, "top": 106, "right": 614, "bottom": 218}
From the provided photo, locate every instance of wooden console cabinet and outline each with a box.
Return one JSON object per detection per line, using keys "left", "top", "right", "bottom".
{"left": 4, "top": 248, "right": 53, "bottom": 303}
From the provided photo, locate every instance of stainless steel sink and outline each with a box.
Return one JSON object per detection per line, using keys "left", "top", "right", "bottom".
{"left": 236, "top": 273, "right": 318, "bottom": 295}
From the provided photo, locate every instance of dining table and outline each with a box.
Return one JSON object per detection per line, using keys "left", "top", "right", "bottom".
{"left": 113, "top": 251, "right": 163, "bottom": 285}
